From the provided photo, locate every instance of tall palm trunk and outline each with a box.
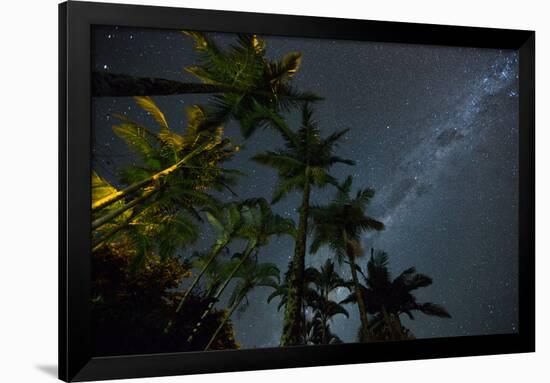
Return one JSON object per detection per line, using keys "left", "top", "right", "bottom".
{"left": 93, "top": 72, "right": 236, "bottom": 97}
{"left": 381, "top": 306, "right": 397, "bottom": 340}
{"left": 348, "top": 253, "right": 370, "bottom": 342}
{"left": 92, "top": 141, "right": 211, "bottom": 214}
{"left": 187, "top": 240, "right": 257, "bottom": 343}
{"left": 321, "top": 315, "right": 327, "bottom": 345}
{"left": 175, "top": 242, "right": 225, "bottom": 313}
{"left": 93, "top": 72, "right": 281, "bottom": 99}
{"left": 281, "top": 169, "right": 311, "bottom": 346}
{"left": 321, "top": 288, "right": 329, "bottom": 344}
{"left": 204, "top": 298, "right": 241, "bottom": 351}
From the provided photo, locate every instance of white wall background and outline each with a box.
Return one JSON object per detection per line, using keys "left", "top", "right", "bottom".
{"left": 0, "top": 0, "right": 546, "bottom": 381}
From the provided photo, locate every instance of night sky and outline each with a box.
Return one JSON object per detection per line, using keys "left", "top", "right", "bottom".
{"left": 92, "top": 25, "right": 519, "bottom": 348}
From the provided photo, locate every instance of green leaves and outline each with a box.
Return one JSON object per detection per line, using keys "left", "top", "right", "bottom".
{"left": 341, "top": 249, "right": 452, "bottom": 338}
{"left": 236, "top": 198, "right": 296, "bottom": 244}
{"left": 184, "top": 31, "right": 264, "bottom": 91}
{"left": 367, "top": 250, "right": 391, "bottom": 288}
{"left": 112, "top": 121, "right": 158, "bottom": 160}
{"left": 252, "top": 151, "right": 304, "bottom": 174}
{"left": 417, "top": 303, "right": 451, "bottom": 318}
{"left": 309, "top": 175, "right": 384, "bottom": 263}
{"left": 205, "top": 203, "right": 243, "bottom": 245}
{"left": 205, "top": 211, "right": 225, "bottom": 238}
{"left": 182, "top": 31, "right": 321, "bottom": 138}
{"left": 267, "top": 51, "right": 302, "bottom": 84}
{"left": 94, "top": 96, "right": 242, "bottom": 269}
{"left": 286, "top": 259, "right": 351, "bottom": 344}
{"left": 134, "top": 96, "right": 170, "bottom": 131}
{"left": 252, "top": 105, "right": 354, "bottom": 208}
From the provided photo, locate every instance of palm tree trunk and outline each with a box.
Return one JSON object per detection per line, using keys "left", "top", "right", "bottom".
{"left": 187, "top": 241, "right": 256, "bottom": 343}
{"left": 281, "top": 170, "right": 311, "bottom": 346}
{"left": 175, "top": 242, "right": 225, "bottom": 313}
{"left": 92, "top": 141, "right": 211, "bottom": 213}
{"left": 91, "top": 215, "right": 133, "bottom": 252}
{"left": 92, "top": 72, "right": 283, "bottom": 99}
{"left": 92, "top": 188, "right": 156, "bottom": 230}
{"left": 204, "top": 298, "right": 241, "bottom": 351}
{"left": 302, "top": 302, "right": 307, "bottom": 343}
{"left": 92, "top": 71, "right": 236, "bottom": 97}
{"left": 321, "top": 317, "right": 327, "bottom": 345}
{"left": 381, "top": 306, "right": 397, "bottom": 340}
{"left": 348, "top": 252, "right": 370, "bottom": 342}
{"left": 321, "top": 290, "right": 329, "bottom": 344}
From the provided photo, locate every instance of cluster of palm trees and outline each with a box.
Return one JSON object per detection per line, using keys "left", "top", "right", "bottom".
{"left": 91, "top": 31, "right": 450, "bottom": 351}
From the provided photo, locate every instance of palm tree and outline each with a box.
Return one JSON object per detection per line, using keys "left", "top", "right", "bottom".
{"left": 310, "top": 176, "right": 385, "bottom": 342}
{"left": 267, "top": 260, "right": 349, "bottom": 345}
{"left": 93, "top": 33, "right": 320, "bottom": 138}
{"left": 305, "top": 259, "right": 350, "bottom": 344}
{"left": 253, "top": 105, "right": 354, "bottom": 346}
{"left": 204, "top": 260, "right": 280, "bottom": 350}
{"left": 92, "top": 98, "right": 240, "bottom": 269}
{"left": 187, "top": 198, "right": 295, "bottom": 343}
{"left": 92, "top": 98, "right": 241, "bottom": 256}
{"left": 174, "top": 203, "right": 242, "bottom": 313}
{"left": 191, "top": 250, "right": 234, "bottom": 298}
{"left": 266, "top": 262, "right": 319, "bottom": 344}
{"left": 92, "top": 97, "right": 238, "bottom": 219}
{"left": 342, "top": 249, "right": 451, "bottom": 341}
{"left": 92, "top": 171, "right": 202, "bottom": 269}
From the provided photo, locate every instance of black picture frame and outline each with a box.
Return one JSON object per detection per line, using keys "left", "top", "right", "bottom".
{"left": 59, "top": 1, "right": 535, "bottom": 381}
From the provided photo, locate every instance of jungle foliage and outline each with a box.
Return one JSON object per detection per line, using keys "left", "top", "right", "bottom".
{"left": 91, "top": 31, "right": 450, "bottom": 353}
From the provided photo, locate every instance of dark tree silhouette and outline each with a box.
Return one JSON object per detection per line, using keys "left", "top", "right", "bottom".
{"left": 304, "top": 259, "right": 350, "bottom": 344}
{"left": 310, "top": 176, "right": 384, "bottom": 341}
{"left": 205, "top": 260, "right": 279, "bottom": 350}
{"left": 92, "top": 241, "right": 238, "bottom": 355}
{"left": 342, "top": 249, "right": 451, "bottom": 341}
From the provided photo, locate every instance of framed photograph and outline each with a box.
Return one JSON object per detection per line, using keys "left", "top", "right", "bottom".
{"left": 59, "top": 1, "right": 535, "bottom": 381}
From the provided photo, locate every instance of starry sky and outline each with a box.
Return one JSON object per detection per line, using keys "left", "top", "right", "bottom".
{"left": 92, "top": 25, "right": 519, "bottom": 348}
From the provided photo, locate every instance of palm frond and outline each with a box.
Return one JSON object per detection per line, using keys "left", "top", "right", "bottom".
{"left": 134, "top": 96, "right": 170, "bottom": 131}
{"left": 267, "top": 51, "right": 302, "bottom": 83}
{"left": 417, "top": 303, "right": 451, "bottom": 318}
{"left": 251, "top": 151, "right": 304, "bottom": 174}
{"left": 112, "top": 122, "right": 158, "bottom": 160}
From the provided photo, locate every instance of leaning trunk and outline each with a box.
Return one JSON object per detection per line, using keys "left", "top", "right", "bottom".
{"left": 92, "top": 187, "right": 156, "bottom": 231}
{"left": 91, "top": 211, "right": 136, "bottom": 252}
{"left": 204, "top": 298, "right": 241, "bottom": 351}
{"left": 281, "top": 171, "right": 311, "bottom": 346}
{"left": 187, "top": 241, "right": 256, "bottom": 343}
{"left": 348, "top": 252, "right": 370, "bottom": 342}
{"left": 175, "top": 242, "right": 226, "bottom": 313}
{"left": 92, "top": 71, "right": 236, "bottom": 97}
